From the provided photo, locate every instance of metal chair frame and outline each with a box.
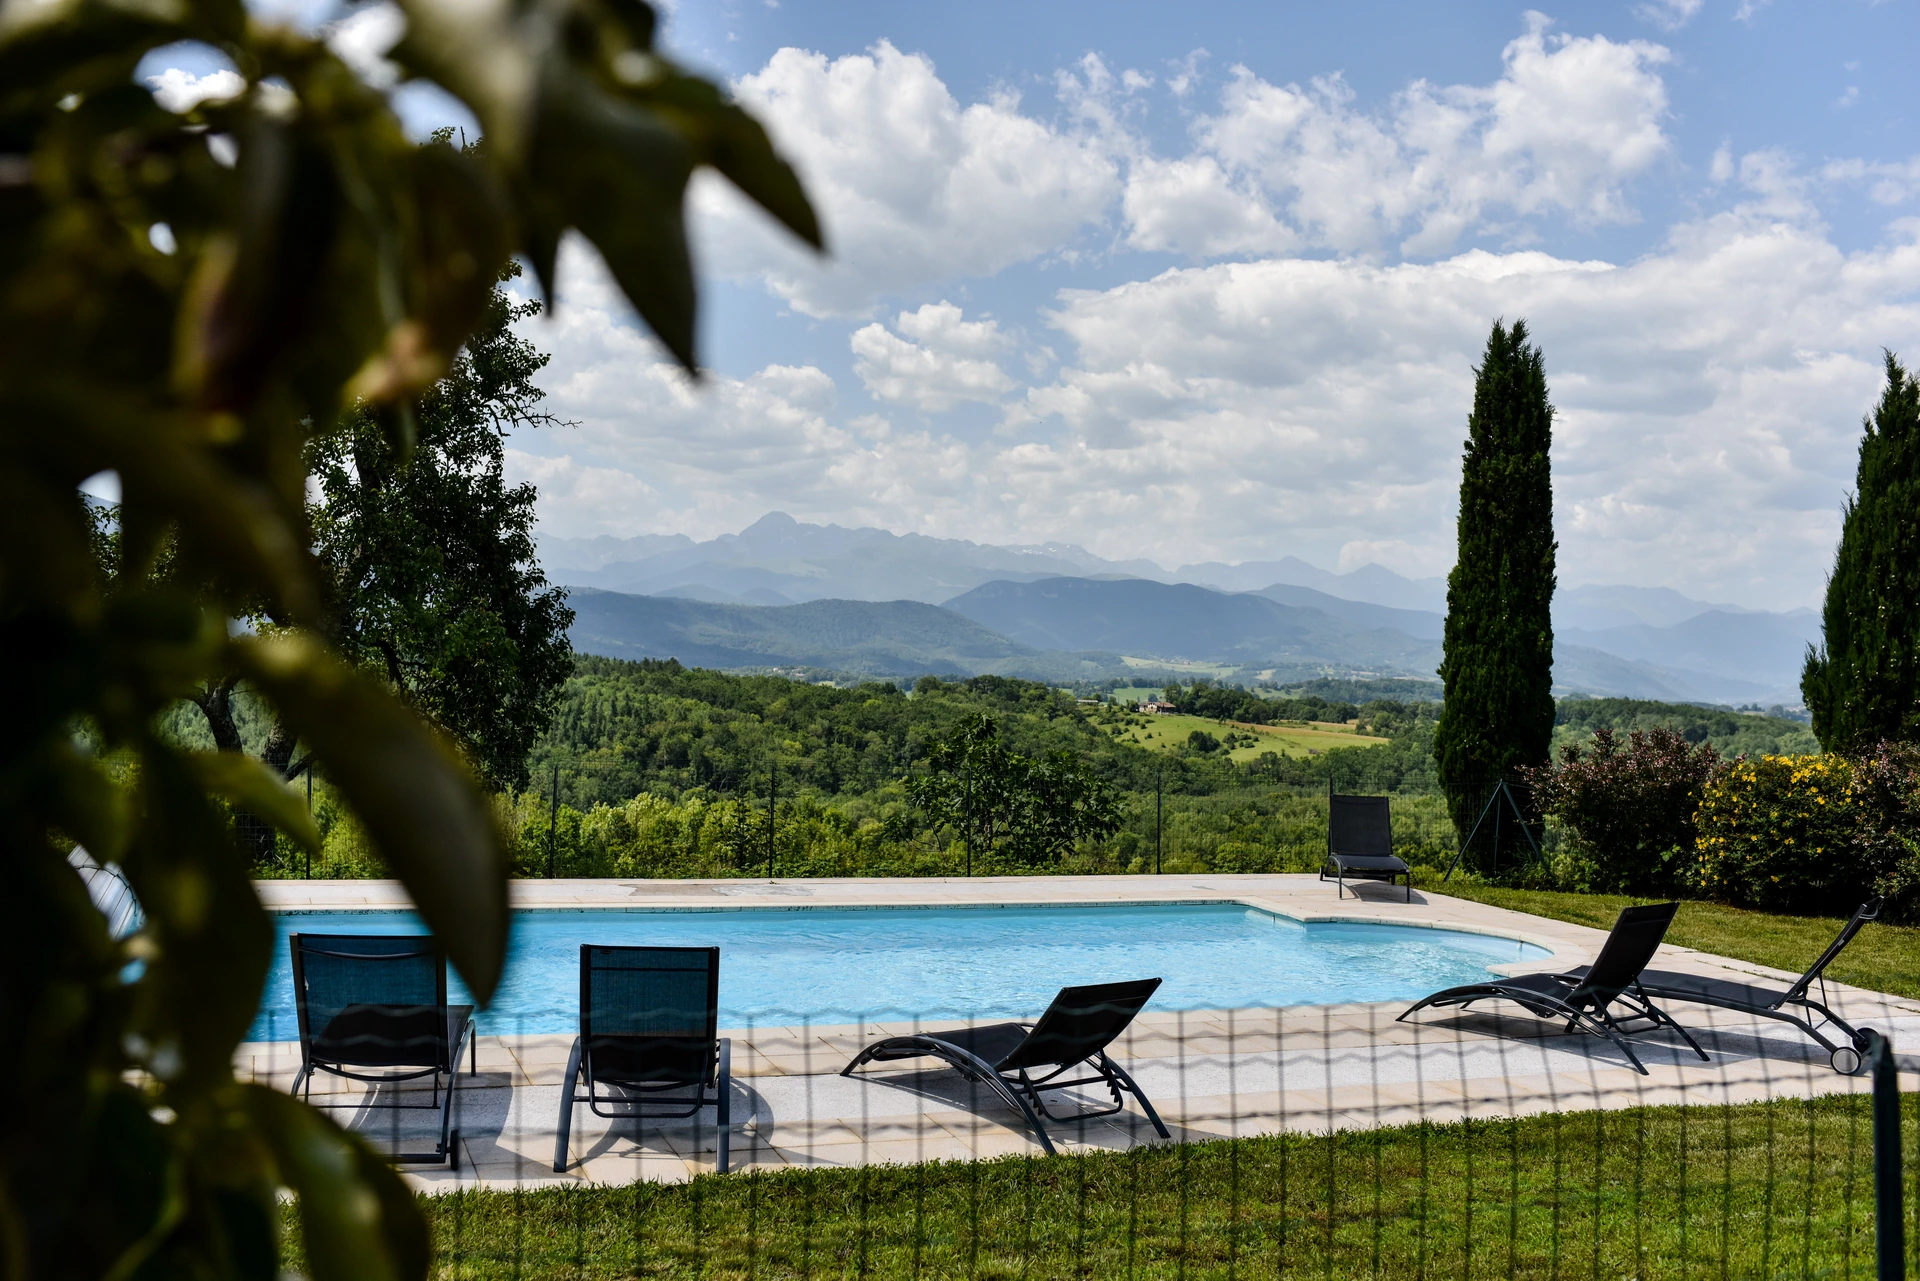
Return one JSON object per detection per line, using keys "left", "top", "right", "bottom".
{"left": 554, "top": 945, "right": 732, "bottom": 1174}
{"left": 842, "top": 979, "right": 1171, "bottom": 1155}
{"left": 288, "top": 934, "right": 475, "bottom": 1167}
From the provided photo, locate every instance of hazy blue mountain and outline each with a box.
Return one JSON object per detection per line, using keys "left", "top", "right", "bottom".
{"left": 1553, "top": 584, "right": 1761, "bottom": 631}
{"left": 941, "top": 577, "right": 1442, "bottom": 671}
{"left": 1178, "top": 555, "right": 1448, "bottom": 612}
{"left": 1557, "top": 609, "right": 1818, "bottom": 695}
{"left": 654, "top": 583, "right": 796, "bottom": 606}
{"left": 540, "top": 513, "right": 1817, "bottom": 704}
{"left": 551, "top": 512, "right": 1109, "bottom": 603}
{"left": 567, "top": 589, "right": 1041, "bottom": 675}
{"left": 539, "top": 531, "right": 694, "bottom": 573}
{"left": 1251, "top": 583, "right": 1446, "bottom": 641}
{"left": 1550, "top": 643, "right": 1797, "bottom": 706}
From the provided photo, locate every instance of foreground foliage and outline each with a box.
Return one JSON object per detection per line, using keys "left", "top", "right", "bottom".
{"left": 282, "top": 1097, "right": 1916, "bottom": 1280}
{"left": 0, "top": 0, "right": 818, "bottom": 1272}
{"left": 1693, "top": 747, "right": 1920, "bottom": 915}
{"left": 1526, "top": 726, "right": 1721, "bottom": 896}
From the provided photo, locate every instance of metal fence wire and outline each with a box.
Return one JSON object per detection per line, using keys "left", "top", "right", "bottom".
{"left": 241, "top": 979, "right": 1920, "bottom": 1279}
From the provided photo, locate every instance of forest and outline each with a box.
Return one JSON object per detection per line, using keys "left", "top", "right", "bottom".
{"left": 255, "top": 657, "right": 1816, "bottom": 882}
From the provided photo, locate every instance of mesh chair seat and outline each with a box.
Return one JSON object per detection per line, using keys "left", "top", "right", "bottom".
{"left": 844, "top": 979, "right": 1172, "bottom": 1155}
{"left": 555, "top": 945, "right": 733, "bottom": 1174}
{"left": 289, "top": 934, "right": 475, "bottom": 1166}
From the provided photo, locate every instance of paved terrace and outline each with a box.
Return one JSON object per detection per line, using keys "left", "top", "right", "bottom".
{"left": 245, "top": 875, "right": 1920, "bottom": 1190}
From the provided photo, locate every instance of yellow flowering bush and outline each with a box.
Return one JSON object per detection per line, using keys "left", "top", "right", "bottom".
{"left": 1693, "top": 751, "right": 1919, "bottom": 914}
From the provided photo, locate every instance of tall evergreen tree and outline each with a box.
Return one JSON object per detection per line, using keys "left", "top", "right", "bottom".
{"left": 1802, "top": 352, "right": 1920, "bottom": 750}
{"left": 1434, "top": 319, "right": 1558, "bottom": 850}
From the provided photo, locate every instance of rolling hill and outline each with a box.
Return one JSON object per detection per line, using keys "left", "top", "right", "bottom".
{"left": 566, "top": 591, "right": 1038, "bottom": 675}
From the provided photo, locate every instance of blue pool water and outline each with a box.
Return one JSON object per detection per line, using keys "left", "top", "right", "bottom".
{"left": 249, "top": 903, "right": 1549, "bottom": 1040}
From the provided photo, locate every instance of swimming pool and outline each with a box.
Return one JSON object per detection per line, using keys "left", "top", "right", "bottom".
{"left": 249, "top": 903, "right": 1549, "bottom": 1039}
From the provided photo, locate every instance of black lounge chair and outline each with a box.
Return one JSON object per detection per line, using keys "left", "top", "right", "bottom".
{"left": 1564, "top": 897, "right": 1883, "bottom": 1074}
{"left": 841, "top": 978, "right": 1171, "bottom": 1155}
{"left": 554, "top": 945, "right": 732, "bottom": 1174}
{"left": 1398, "top": 902, "right": 1709, "bottom": 1075}
{"left": 1320, "top": 792, "right": 1411, "bottom": 900}
{"left": 288, "top": 933, "right": 476, "bottom": 1167}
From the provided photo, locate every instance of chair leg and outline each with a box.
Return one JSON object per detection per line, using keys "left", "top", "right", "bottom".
{"left": 552, "top": 1037, "right": 583, "bottom": 1173}
{"left": 1100, "top": 1054, "right": 1171, "bottom": 1140}
{"left": 470, "top": 1028, "right": 478, "bottom": 1076}
{"left": 715, "top": 1039, "right": 731, "bottom": 1174}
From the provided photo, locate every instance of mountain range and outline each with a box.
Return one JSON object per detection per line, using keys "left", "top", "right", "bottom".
{"left": 545, "top": 514, "right": 1818, "bottom": 705}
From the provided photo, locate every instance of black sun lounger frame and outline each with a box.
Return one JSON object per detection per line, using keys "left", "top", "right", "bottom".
{"left": 1320, "top": 791, "right": 1411, "bottom": 901}
{"left": 288, "top": 933, "right": 476, "bottom": 1167}
{"left": 554, "top": 945, "right": 732, "bottom": 1174}
{"left": 1398, "top": 902, "right": 1709, "bottom": 1075}
{"left": 1567, "top": 897, "right": 1883, "bottom": 1074}
{"left": 842, "top": 978, "right": 1171, "bottom": 1155}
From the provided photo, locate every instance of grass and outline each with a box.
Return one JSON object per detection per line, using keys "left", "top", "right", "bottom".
{"left": 1430, "top": 882, "right": 1920, "bottom": 1003}
{"left": 286, "top": 1097, "right": 1918, "bottom": 1279}
{"left": 1115, "top": 712, "right": 1390, "bottom": 761}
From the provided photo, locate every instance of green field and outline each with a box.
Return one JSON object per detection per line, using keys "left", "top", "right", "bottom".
{"left": 1112, "top": 711, "right": 1390, "bottom": 761}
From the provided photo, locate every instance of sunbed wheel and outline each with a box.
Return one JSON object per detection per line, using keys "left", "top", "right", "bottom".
{"left": 1830, "top": 1045, "right": 1863, "bottom": 1076}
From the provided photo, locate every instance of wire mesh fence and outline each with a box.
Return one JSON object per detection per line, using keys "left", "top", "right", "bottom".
{"left": 244, "top": 961, "right": 1920, "bottom": 1279}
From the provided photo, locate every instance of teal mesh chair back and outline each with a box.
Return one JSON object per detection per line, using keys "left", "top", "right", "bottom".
{"left": 290, "top": 934, "right": 452, "bottom": 1070}
{"left": 581, "top": 945, "right": 721, "bottom": 1088}
{"left": 997, "top": 978, "right": 1162, "bottom": 1073}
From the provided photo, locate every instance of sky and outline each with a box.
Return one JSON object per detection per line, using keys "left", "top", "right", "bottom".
{"left": 142, "top": 2, "right": 1920, "bottom": 608}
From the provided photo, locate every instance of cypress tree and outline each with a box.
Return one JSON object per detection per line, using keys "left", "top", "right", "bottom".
{"left": 1434, "top": 319, "right": 1558, "bottom": 853}
{"left": 1802, "top": 352, "right": 1920, "bottom": 750}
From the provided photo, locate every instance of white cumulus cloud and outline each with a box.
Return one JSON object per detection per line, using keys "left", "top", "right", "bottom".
{"left": 1125, "top": 18, "right": 1672, "bottom": 258}
{"left": 146, "top": 67, "right": 246, "bottom": 112}
{"left": 692, "top": 41, "right": 1120, "bottom": 317}
{"left": 851, "top": 302, "right": 1014, "bottom": 411}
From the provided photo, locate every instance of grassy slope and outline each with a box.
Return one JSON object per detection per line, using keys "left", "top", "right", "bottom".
{"left": 295, "top": 1098, "right": 1913, "bottom": 1279}
{"left": 1431, "top": 883, "right": 1920, "bottom": 1001}
{"left": 1112, "top": 712, "right": 1389, "bottom": 761}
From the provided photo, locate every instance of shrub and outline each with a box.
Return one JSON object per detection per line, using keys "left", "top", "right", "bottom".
{"left": 1525, "top": 727, "right": 1720, "bottom": 894}
{"left": 1692, "top": 748, "right": 1920, "bottom": 915}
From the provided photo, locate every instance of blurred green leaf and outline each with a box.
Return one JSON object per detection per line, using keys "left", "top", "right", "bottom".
{"left": 183, "top": 750, "right": 320, "bottom": 853}
{"left": 245, "top": 1085, "right": 425, "bottom": 1281}
{"left": 44, "top": 740, "right": 133, "bottom": 862}
{"left": 119, "top": 741, "right": 274, "bottom": 1093}
{"left": 236, "top": 632, "right": 508, "bottom": 1002}
{"left": 529, "top": 73, "right": 696, "bottom": 368}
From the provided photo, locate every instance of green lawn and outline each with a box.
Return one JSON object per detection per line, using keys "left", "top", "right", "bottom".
{"left": 1428, "top": 882, "right": 1920, "bottom": 1002}
{"left": 290, "top": 1097, "right": 1916, "bottom": 1279}
{"left": 1119, "top": 712, "right": 1390, "bottom": 761}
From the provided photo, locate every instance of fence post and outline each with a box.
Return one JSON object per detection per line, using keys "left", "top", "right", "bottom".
{"left": 304, "top": 768, "right": 312, "bottom": 880}
{"left": 1868, "top": 1029, "right": 1907, "bottom": 1281}
{"left": 547, "top": 761, "right": 559, "bottom": 879}
{"left": 767, "top": 756, "right": 776, "bottom": 880}
{"left": 1155, "top": 767, "right": 1162, "bottom": 875}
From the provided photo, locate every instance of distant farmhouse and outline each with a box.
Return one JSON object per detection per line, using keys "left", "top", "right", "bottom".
{"left": 1140, "top": 700, "right": 1177, "bottom": 714}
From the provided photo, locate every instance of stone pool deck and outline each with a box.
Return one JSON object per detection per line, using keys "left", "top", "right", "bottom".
{"left": 245, "top": 874, "right": 1920, "bottom": 1190}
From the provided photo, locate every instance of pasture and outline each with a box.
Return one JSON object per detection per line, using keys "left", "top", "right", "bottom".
{"left": 1109, "top": 711, "right": 1390, "bottom": 760}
